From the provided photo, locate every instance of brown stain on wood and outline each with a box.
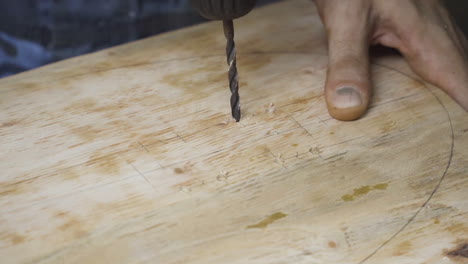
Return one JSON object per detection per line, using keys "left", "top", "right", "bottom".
{"left": 92, "top": 192, "right": 156, "bottom": 221}
{"left": 373, "top": 183, "right": 388, "bottom": 190}
{"left": 64, "top": 98, "right": 128, "bottom": 120}
{"left": 95, "top": 157, "right": 121, "bottom": 175}
{"left": 13, "top": 82, "right": 42, "bottom": 95}
{"left": 64, "top": 114, "right": 138, "bottom": 151}
{"left": 342, "top": 183, "right": 389, "bottom": 202}
{"left": 63, "top": 168, "right": 81, "bottom": 181}
{"left": 64, "top": 98, "right": 97, "bottom": 112}
{"left": 141, "top": 223, "right": 166, "bottom": 233}
{"left": 393, "top": 240, "right": 413, "bottom": 256}
{"left": 85, "top": 152, "right": 123, "bottom": 176}
{"left": 1, "top": 232, "right": 26, "bottom": 245}
{"left": 0, "top": 181, "right": 34, "bottom": 197}
{"left": 161, "top": 64, "right": 224, "bottom": 92}
{"left": 444, "top": 239, "right": 468, "bottom": 262}
{"left": 172, "top": 162, "right": 194, "bottom": 176}
{"left": 161, "top": 55, "right": 271, "bottom": 93}
{"left": 137, "top": 128, "right": 177, "bottom": 144}
{"left": 11, "top": 233, "right": 25, "bottom": 244}
{"left": 287, "top": 95, "right": 317, "bottom": 108}
{"left": 246, "top": 212, "right": 287, "bottom": 229}
{"left": 67, "top": 142, "right": 87, "bottom": 149}
{"left": 445, "top": 223, "right": 467, "bottom": 234}
{"left": 1, "top": 120, "right": 19, "bottom": 128}
{"left": 241, "top": 55, "right": 272, "bottom": 72}
{"left": 328, "top": 241, "right": 337, "bottom": 248}
{"left": 54, "top": 210, "right": 70, "bottom": 218}
{"left": 70, "top": 125, "right": 102, "bottom": 141}
{"left": 381, "top": 120, "right": 397, "bottom": 133}
{"left": 94, "top": 104, "right": 128, "bottom": 118}
{"left": 58, "top": 218, "right": 82, "bottom": 232}
{"left": 55, "top": 210, "right": 87, "bottom": 239}
{"left": 342, "top": 186, "right": 372, "bottom": 200}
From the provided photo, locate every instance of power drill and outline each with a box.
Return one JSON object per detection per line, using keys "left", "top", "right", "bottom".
{"left": 191, "top": 0, "right": 257, "bottom": 122}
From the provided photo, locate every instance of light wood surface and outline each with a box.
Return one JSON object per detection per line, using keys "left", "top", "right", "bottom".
{"left": 1, "top": 0, "right": 467, "bottom": 263}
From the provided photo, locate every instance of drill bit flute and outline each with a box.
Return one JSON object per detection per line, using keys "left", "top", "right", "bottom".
{"left": 223, "top": 19, "right": 241, "bottom": 121}
{"left": 191, "top": 0, "right": 257, "bottom": 122}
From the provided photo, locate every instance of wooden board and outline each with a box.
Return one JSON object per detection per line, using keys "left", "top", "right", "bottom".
{"left": 1, "top": 0, "right": 467, "bottom": 263}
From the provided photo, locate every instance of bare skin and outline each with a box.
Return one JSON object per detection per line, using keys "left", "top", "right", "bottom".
{"left": 313, "top": 0, "right": 468, "bottom": 121}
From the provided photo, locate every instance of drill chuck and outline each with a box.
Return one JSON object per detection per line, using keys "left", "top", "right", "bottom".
{"left": 191, "top": 0, "right": 256, "bottom": 20}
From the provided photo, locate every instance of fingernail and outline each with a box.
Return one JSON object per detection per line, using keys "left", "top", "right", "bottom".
{"left": 333, "top": 87, "right": 362, "bottom": 108}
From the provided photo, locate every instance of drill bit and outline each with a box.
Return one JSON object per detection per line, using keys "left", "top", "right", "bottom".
{"left": 223, "top": 19, "right": 241, "bottom": 122}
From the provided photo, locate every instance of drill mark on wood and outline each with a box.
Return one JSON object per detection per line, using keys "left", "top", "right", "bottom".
{"left": 268, "top": 150, "right": 286, "bottom": 169}
{"left": 343, "top": 231, "right": 352, "bottom": 248}
{"left": 359, "top": 64, "right": 455, "bottom": 264}
{"left": 219, "top": 115, "right": 232, "bottom": 126}
{"left": 266, "top": 103, "right": 276, "bottom": 114}
{"left": 179, "top": 186, "right": 192, "bottom": 194}
{"left": 144, "top": 122, "right": 313, "bottom": 172}
{"left": 216, "top": 170, "right": 230, "bottom": 181}
{"left": 141, "top": 102, "right": 316, "bottom": 155}
{"left": 308, "top": 146, "right": 324, "bottom": 159}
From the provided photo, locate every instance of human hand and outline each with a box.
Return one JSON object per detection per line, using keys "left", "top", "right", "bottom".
{"left": 313, "top": 0, "right": 468, "bottom": 120}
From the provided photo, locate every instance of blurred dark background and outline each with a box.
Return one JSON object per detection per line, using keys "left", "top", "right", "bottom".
{"left": 0, "top": 0, "right": 279, "bottom": 78}
{"left": 0, "top": 0, "right": 466, "bottom": 78}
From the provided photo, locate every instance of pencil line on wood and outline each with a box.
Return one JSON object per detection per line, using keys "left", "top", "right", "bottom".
{"left": 359, "top": 67, "right": 455, "bottom": 264}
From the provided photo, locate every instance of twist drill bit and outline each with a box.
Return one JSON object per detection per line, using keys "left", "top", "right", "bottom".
{"left": 223, "top": 19, "right": 241, "bottom": 122}
{"left": 191, "top": 0, "right": 256, "bottom": 122}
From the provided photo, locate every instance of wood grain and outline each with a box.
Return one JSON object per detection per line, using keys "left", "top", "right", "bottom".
{"left": 1, "top": 0, "right": 467, "bottom": 263}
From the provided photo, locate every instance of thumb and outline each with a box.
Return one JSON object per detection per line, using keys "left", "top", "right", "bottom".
{"left": 322, "top": 5, "right": 373, "bottom": 121}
